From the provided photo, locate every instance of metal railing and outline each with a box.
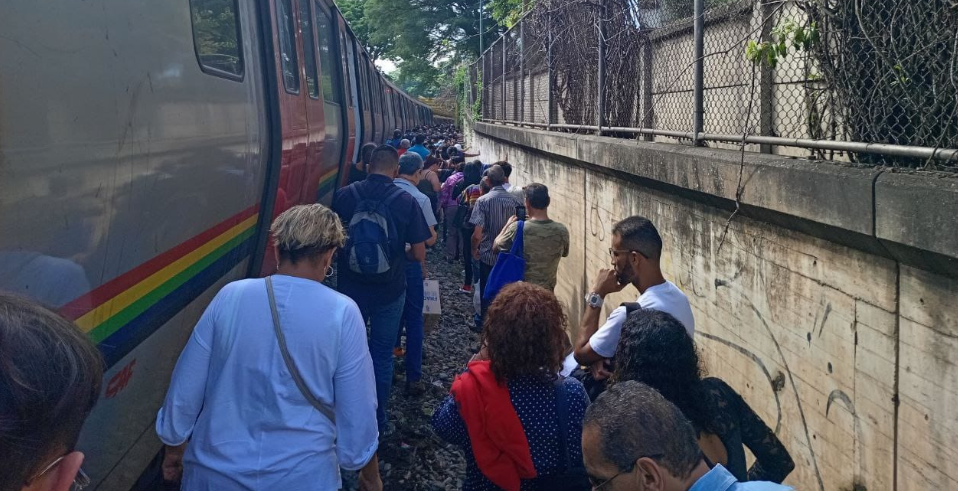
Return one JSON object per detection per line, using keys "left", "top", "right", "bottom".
{"left": 468, "top": 0, "right": 958, "bottom": 168}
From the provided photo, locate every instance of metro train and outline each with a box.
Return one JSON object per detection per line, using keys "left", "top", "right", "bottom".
{"left": 0, "top": 0, "right": 433, "bottom": 488}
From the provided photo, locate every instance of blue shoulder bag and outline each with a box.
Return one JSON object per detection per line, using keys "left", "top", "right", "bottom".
{"left": 482, "top": 220, "right": 525, "bottom": 302}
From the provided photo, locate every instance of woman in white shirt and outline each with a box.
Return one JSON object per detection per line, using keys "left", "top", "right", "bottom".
{"left": 156, "top": 204, "right": 382, "bottom": 491}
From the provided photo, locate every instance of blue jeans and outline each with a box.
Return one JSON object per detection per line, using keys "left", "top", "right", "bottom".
{"left": 401, "top": 262, "right": 425, "bottom": 383}
{"left": 355, "top": 292, "right": 406, "bottom": 431}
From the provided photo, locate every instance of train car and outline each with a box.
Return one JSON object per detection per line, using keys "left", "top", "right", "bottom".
{"left": 0, "top": 0, "right": 431, "bottom": 489}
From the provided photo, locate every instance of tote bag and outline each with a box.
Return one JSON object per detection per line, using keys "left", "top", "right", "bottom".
{"left": 482, "top": 221, "right": 525, "bottom": 302}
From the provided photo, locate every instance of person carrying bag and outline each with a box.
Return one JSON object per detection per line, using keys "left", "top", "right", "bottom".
{"left": 482, "top": 220, "right": 525, "bottom": 302}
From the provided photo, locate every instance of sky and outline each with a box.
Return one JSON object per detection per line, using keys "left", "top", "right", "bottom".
{"left": 375, "top": 58, "right": 397, "bottom": 74}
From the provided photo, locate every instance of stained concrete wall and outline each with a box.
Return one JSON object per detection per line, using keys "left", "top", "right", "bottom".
{"left": 469, "top": 121, "right": 958, "bottom": 491}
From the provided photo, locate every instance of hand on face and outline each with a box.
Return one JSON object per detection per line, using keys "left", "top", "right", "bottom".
{"left": 592, "top": 269, "right": 627, "bottom": 297}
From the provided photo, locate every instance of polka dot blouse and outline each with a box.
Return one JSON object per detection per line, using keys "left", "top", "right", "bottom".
{"left": 432, "top": 374, "right": 590, "bottom": 490}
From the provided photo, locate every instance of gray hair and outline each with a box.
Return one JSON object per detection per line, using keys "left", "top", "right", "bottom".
{"left": 584, "top": 381, "right": 701, "bottom": 479}
{"left": 400, "top": 139, "right": 411, "bottom": 149}
{"left": 269, "top": 204, "right": 345, "bottom": 264}
{"left": 485, "top": 165, "right": 506, "bottom": 187}
{"left": 398, "top": 152, "right": 424, "bottom": 176}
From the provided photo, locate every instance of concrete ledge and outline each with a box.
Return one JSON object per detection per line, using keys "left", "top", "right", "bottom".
{"left": 476, "top": 122, "right": 958, "bottom": 275}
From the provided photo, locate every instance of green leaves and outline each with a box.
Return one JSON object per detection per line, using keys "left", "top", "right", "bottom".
{"left": 745, "top": 19, "right": 818, "bottom": 68}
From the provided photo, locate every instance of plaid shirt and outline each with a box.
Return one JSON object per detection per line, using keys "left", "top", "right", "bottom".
{"left": 469, "top": 186, "right": 523, "bottom": 265}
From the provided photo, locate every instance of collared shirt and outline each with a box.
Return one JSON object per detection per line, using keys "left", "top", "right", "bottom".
{"left": 333, "top": 174, "right": 431, "bottom": 304}
{"left": 394, "top": 177, "right": 438, "bottom": 228}
{"left": 409, "top": 144, "right": 431, "bottom": 159}
{"left": 156, "top": 276, "right": 379, "bottom": 491}
{"left": 689, "top": 464, "right": 793, "bottom": 491}
{"left": 470, "top": 186, "right": 524, "bottom": 265}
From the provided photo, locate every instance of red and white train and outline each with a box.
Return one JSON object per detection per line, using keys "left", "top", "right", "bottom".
{"left": 0, "top": 0, "right": 432, "bottom": 488}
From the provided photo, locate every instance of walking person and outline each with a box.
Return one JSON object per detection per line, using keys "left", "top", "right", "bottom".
{"left": 156, "top": 204, "right": 383, "bottom": 490}
{"left": 1, "top": 293, "right": 103, "bottom": 491}
{"left": 454, "top": 160, "right": 484, "bottom": 293}
{"left": 493, "top": 183, "right": 569, "bottom": 292}
{"left": 440, "top": 160, "right": 466, "bottom": 262}
{"left": 470, "top": 165, "right": 523, "bottom": 327}
{"left": 393, "top": 153, "right": 438, "bottom": 396}
{"left": 417, "top": 156, "right": 443, "bottom": 218}
{"left": 333, "top": 146, "right": 431, "bottom": 433}
{"left": 433, "top": 282, "right": 591, "bottom": 491}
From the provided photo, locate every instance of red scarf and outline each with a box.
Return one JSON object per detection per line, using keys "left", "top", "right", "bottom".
{"left": 450, "top": 361, "right": 537, "bottom": 491}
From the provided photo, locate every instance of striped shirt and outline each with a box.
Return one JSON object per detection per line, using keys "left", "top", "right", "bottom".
{"left": 470, "top": 186, "right": 524, "bottom": 265}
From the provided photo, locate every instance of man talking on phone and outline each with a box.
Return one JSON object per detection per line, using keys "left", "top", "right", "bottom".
{"left": 561, "top": 216, "right": 695, "bottom": 384}
{"left": 493, "top": 183, "right": 569, "bottom": 292}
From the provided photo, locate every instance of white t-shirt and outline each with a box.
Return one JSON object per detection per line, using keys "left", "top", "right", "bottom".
{"left": 560, "top": 280, "right": 694, "bottom": 376}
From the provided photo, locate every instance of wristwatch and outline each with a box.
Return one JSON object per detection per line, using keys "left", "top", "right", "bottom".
{"left": 585, "top": 292, "right": 604, "bottom": 309}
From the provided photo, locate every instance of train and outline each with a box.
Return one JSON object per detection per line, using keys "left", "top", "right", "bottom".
{"left": 0, "top": 0, "right": 433, "bottom": 488}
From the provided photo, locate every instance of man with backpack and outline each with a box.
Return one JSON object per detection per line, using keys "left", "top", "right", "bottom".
{"left": 333, "top": 145, "right": 432, "bottom": 433}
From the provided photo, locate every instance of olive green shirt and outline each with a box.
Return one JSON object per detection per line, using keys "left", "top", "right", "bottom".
{"left": 494, "top": 219, "right": 570, "bottom": 291}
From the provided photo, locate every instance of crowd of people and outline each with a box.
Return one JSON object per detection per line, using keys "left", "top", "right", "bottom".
{"left": 0, "top": 123, "right": 797, "bottom": 491}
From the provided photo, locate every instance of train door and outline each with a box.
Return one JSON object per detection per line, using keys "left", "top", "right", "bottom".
{"left": 260, "top": 0, "right": 310, "bottom": 276}
{"left": 354, "top": 47, "right": 373, "bottom": 149}
{"left": 370, "top": 64, "right": 384, "bottom": 143}
{"left": 297, "top": 0, "right": 327, "bottom": 207}
{"left": 313, "top": 0, "right": 345, "bottom": 203}
{"left": 338, "top": 20, "right": 360, "bottom": 165}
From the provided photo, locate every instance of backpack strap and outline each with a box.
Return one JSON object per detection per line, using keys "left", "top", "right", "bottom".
{"left": 348, "top": 183, "right": 362, "bottom": 203}
{"left": 266, "top": 277, "right": 337, "bottom": 423}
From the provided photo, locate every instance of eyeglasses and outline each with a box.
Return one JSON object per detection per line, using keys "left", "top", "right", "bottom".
{"left": 588, "top": 454, "right": 664, "bottom": 490}
{"left": 608, "top": 248, "right": 650, "bottom": 259}
{"left": 28, "top": 455, "right": 91, "bottom": 491}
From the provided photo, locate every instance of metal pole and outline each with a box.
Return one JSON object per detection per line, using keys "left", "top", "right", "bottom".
{"left": 479, "top": 0, "right": 484, "bottom": 54}
{"left": 692, "top": 0, "right": 705, "bottom": 146}
{"left": 519, "top": 20, "right": 525, "bottom": 124}
{"left": 758, "top": 0, "right": 774, "bottom": 153}
{"left": 596, "top": 0, "right": 606, "bottom": 135}
{"left": 641, "top": 36, "right": 654, "bottom": 141}
{"left": 547, "top": 11, "right": 554, "bottom": 127}
{"left": 502, "top": 36, "right": 507, "bottom": 122}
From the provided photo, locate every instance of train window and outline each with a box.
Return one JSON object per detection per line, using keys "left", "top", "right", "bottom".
{"left": 276, "top": 0, "right": 300, "bottom": 94}
{"left": 298, "top": 0, "right": 319, "bottom": 98}
{"left": 314, "top": 5, "right": 342, "bottom": 104}
{"left": 189, "top": 0, "right": 244, "bottom": 79}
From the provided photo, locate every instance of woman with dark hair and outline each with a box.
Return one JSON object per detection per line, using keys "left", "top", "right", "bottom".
{"left": 417, "top": 156, "right": 442, "bottom": 216}
{"left": 433, "top": 282, "right": 590, "bottom": 491}
{"left": 0, "top": 293, "right": 103, "bottom": 491}
{"left": 453, "top": 160, "right": 484, "bottom": 292}
{"left": 611, "top": 310, "right": 795, "bottom": 484}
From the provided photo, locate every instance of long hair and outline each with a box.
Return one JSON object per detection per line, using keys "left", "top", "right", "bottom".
{"left": 611, "top": 309, "right": 716, "bottom": 434}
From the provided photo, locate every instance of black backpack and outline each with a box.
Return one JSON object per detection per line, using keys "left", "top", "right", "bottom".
{"left": 343, "top": 186, "right": 406, "bottom": 281}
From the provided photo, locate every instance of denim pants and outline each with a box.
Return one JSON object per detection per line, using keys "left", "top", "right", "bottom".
{"left": 355, "top": 292, "right": 406, "bottom": 431}
{"left": 400, "top": 262, "right": 425, "bottom": 383}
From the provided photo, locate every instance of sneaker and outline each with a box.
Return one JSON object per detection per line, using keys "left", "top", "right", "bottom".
{"left": 393, "top": 347, "right": 406, "bottom": 357}
{"left": 459, "top": 285, "right": 472, "bottom": 293}
{"left": 406, "top": 380, "right": 426, "bottom": 397}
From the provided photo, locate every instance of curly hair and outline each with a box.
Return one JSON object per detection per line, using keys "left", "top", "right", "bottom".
{"left": 610, "top": 309, "right": 717, "bottom": 434}
{"left": 482, "top": 282, "right": 568, "bottom": 384}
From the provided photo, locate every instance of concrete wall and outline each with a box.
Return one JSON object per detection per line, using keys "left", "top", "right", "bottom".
{"left": 470, "top": 121, "right": 958, "bottom": 491}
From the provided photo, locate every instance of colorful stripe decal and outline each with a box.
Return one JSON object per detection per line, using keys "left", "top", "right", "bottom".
{"left": 60, "top": 205, "right": 260, "bottom": 367}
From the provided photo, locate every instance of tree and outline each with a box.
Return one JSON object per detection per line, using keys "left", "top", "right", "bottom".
{"left": 338, "top": 0, "right": 391, "bottom": 60}
{"left": 358, "top": 0, "right": 505, "bottom": 95}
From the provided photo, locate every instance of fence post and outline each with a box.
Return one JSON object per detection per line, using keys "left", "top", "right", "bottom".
{"left": 758, "top": 0, "right": 774, "bottom": 153}
{"left": 501, "top": 37, "right": 507, "bottom": 122}
{"left": 642, "top": 36, "right": 654, "bottom": 141}
{"left": 520, "top": 20, "right": 525, "bottom": 125}
{"left": 692, "top": 0, "right": 705, "bottom": 146}
{"left": 596, "top": 0, "right": 606, "bottom": 135}
{"left": 547, "top": 11, "right": 554, "bottom": 128}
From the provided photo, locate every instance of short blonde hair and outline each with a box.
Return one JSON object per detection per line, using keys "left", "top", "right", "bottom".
{"left": 270, "top": 204, "right": 345, "bottom": 264}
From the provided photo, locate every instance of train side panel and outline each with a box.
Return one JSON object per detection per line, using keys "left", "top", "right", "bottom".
{"left": 0, "top": 0, "right": 270, "bottom": 488}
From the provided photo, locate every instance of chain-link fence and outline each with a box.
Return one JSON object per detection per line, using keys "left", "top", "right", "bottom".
{"left": 469, "top": 0, "right": 958, "bottom": 168}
